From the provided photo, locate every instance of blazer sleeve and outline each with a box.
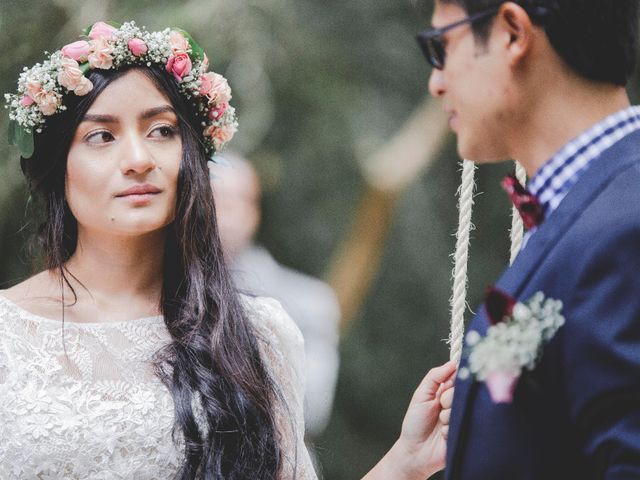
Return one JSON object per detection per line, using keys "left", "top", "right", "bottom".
{"left": 564, "top": 223, "right": 640, "bottom": 479}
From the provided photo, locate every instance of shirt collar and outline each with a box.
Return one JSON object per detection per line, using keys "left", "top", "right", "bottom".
{"left": 527, "top": 105, "right": 640, "bottom": 219}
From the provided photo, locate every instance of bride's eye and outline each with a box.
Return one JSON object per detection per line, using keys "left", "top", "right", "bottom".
{"left": 85, "top": 130, "right": 115, "bottom": 144}
{"left": 150, "top": 125, "right": 178, "bottom": 139}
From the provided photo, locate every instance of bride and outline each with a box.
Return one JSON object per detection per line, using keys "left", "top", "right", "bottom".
{"left": 1, "top": 21, "right": 454, "bottom": 479}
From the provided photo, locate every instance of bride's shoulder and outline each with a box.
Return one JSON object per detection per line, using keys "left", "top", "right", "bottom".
{"left": 241, "top": 295, "right": 304, "bottom": 345}
{"left": 240, "top": 295, "right": 304, "bottom": 361}
{"left": 0, "top": 270, "right": 61, "bottom": 320}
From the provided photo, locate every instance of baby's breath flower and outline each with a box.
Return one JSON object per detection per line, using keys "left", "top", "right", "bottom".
{"left": 464, "top": 292, "right": 565, "bottom": 387}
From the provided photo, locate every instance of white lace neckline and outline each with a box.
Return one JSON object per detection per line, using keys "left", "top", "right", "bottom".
{"left": 0, "top": 293, "right": 164, "bottom": 328}
{"left": 0, "top": 293, "right": 317, "bottom": 479}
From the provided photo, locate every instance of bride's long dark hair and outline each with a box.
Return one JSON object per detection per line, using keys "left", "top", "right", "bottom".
{"left": 20, "top": 65, "right": 284, "bottom": 479}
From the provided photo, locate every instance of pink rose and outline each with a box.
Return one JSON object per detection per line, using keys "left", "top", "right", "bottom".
{"left": 208, "top": 102, "right": 228, "bottom": 120}
{"left": 205, "top": 73, "right": 232, "bottom": 104}
{"left": 203, "top": 124, "right": 217, "bottom": 138}
{"left": 205, "top": 123, "right": 237, "bottom": 149}
{"left": 88, "top": 37, "right": 114, "bottom": 69}
{"left": 35, "top": 90, "right": 60, "bottom": 116}
{"left": 74, "top": 76, "right": 94, "bottom": 96}
{"left": 20, "top": 95, "right": 35, "bottom": 106}
{"left": 128, "top": 38, "right": 148, "bottom": 57}
{"left": 57, "top": 57, "right": 83, "bottom": 91}
{"left": 61, "top": 40, "right": 91, "bottom": 62}
{"left": 165, "top": 53, "right": 192, "bottom": 82}
{"left": 88, "top": 21, "right": 117, "bottom": 40}
{"left": 485, "top": 371, "right": 518, "bottom": 404}
{"left": 198, "top": 72, "right": 214, "bottom": 96}
{"left": 25, "top": 79, "right": 42, "bottom": 99}
{"left": 56, "top": 58, "right": 93, "bottom": 95}
{"left": 169, "top": 31, "right": 190, "bottom": 53}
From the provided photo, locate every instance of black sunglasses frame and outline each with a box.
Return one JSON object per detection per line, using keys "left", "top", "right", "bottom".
{"left": 416, "top": 7, "right": 500, "bottom": 70}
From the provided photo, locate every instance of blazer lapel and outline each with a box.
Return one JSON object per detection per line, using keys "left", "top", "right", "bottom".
{"left": 445, "top": 130, "right": 640, "bottom": 479}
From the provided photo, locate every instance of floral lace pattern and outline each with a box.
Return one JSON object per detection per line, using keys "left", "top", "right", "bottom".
{"left": 0, "top": 294, "right": 316, "bottom": 479}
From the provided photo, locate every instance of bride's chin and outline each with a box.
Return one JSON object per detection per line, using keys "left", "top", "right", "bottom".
{"left": 78, "top": 220, "right": 171, "bottom": 239}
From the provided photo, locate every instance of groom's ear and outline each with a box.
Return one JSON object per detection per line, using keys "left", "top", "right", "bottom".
{"left": 493, "top": 2, "right": 537, "bottom": 67}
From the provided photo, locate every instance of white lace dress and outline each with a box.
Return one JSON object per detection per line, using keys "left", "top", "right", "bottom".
{"left": 0, "top": 294, "right": 317, "bottom": 479}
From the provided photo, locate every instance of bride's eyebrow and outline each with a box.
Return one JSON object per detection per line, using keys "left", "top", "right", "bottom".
{"left": 140, "top": 105, "right": 177, "bottom": 120}
{"left": 80, "top": 105, "right": 177, "bottom": 124}
{"left": 80, "top": 113, "right": 118, "bottom": 124}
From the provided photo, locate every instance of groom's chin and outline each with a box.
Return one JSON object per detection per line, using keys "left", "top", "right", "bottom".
{"left": 456, "top": 141, "right": 512, "bottom": 165}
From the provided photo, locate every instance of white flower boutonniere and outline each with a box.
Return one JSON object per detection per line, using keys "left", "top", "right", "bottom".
{"left": 459, "top": 288, "right": 565, "bottom": 404}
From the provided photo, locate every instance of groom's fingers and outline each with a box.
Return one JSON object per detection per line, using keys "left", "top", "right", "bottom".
{"left": 411, "top": 361, "right": 457, "bottom": 403}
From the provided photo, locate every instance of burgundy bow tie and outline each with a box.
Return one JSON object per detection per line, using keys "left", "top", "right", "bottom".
{"left": 501, "top": 174, "right": 544, "bottom": 230}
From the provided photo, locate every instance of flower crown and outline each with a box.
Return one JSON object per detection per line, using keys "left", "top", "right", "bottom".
{"left": 4, "top": 21, "right": 237, "bottom": 159}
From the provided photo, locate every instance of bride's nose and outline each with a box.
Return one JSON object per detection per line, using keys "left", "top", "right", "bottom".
{"left": 119, "top": 131, "right": 156, "bottom": 174}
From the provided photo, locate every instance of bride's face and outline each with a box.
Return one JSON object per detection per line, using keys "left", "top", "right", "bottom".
{"left": 65, "top": 69, "right": 182, "bottom": 238}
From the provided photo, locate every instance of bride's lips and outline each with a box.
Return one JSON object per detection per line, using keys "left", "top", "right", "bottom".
{"left": 446, "top": 110, "right": 458, "bottom": 131}
{"left": 115, "top": 184, "right": 162, "bottom": 204}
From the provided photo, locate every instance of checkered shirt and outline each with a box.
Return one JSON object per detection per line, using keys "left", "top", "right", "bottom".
{"left": 520, "top": 105, "right": 640, "bottom": 249}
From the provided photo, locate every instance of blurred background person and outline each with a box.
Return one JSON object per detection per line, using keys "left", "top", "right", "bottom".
{"left": 209, "top": 154, "right": 341, "bottom": 445}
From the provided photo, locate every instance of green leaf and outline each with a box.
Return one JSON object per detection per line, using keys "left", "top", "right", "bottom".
{"left": 174, "top": 28, "right": 205, "bottom": 62}
{"left": 18, "top": 127, "right": 35, "bottom": 159}
{"left": 79, "top": 62, "right": 91, "bottom": 74}
{"left": 8, "top": 120, "right": 34, "bottom": 158}
{"left": 8, "top": 119, "right": 17, "bottom": 145}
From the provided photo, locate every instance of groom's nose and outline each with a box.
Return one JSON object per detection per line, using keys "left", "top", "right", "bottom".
{"left": 429, "top": 69, "right": 446, "bottom": 97}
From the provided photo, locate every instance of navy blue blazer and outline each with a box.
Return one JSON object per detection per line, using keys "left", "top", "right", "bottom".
{"left": 445, "top": 129, "right": 640, "bottom": 480}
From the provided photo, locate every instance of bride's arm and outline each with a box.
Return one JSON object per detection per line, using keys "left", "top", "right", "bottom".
{"left": 245, "top": 296, "right": 319, "bottom": 479}
{"left": 362, "top": 362, "right": 456, "bottom": 480}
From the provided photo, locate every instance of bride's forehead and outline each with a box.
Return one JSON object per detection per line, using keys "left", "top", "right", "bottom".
{"left": 88, "top": 71, "right": 168, "bottom": 114}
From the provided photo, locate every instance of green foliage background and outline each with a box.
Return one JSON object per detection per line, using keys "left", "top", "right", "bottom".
{"left": 1, "top": 1, "right": 639, "bottom": 479}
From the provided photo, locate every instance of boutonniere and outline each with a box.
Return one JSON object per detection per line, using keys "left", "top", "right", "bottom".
{"left": 459, "top": 287, "right": 565, "bottom": 404}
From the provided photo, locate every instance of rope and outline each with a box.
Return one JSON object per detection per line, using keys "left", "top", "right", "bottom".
{"left": 509, "top": 161, "right": 527, "bottom": 264}
{"left": 449, "top": 159, "right": 476, "bottom": 364}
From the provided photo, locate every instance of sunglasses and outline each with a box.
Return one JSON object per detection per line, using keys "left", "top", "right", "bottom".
{"left": 416, "top": 7, "right": 500, "bottom": 70}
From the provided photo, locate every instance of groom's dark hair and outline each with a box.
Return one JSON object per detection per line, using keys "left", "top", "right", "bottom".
{"left": 438, "top": 0, "right": 639, "bottom": 86}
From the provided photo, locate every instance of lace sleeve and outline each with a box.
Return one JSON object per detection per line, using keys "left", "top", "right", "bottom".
{"left": 244, "top": 296, "right": 318, "bottom": 480}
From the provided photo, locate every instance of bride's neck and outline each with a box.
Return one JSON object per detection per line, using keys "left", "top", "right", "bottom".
{"left": 64, "top": 228, "right": 166, "bottom": 302}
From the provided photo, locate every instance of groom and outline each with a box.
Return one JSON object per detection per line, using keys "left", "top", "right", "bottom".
{"left": 420, "top": 0, "right": 640, "bottom": 478}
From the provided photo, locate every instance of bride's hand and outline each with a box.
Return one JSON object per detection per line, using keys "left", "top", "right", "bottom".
{"left": 362, "top": 361, "right": 457, "bottom": 480}
{"left": 396, "top": 361, "right": 456, "bottom": 478}
{"left": 438, "top": 379, "right": 454, "bottom": 441}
